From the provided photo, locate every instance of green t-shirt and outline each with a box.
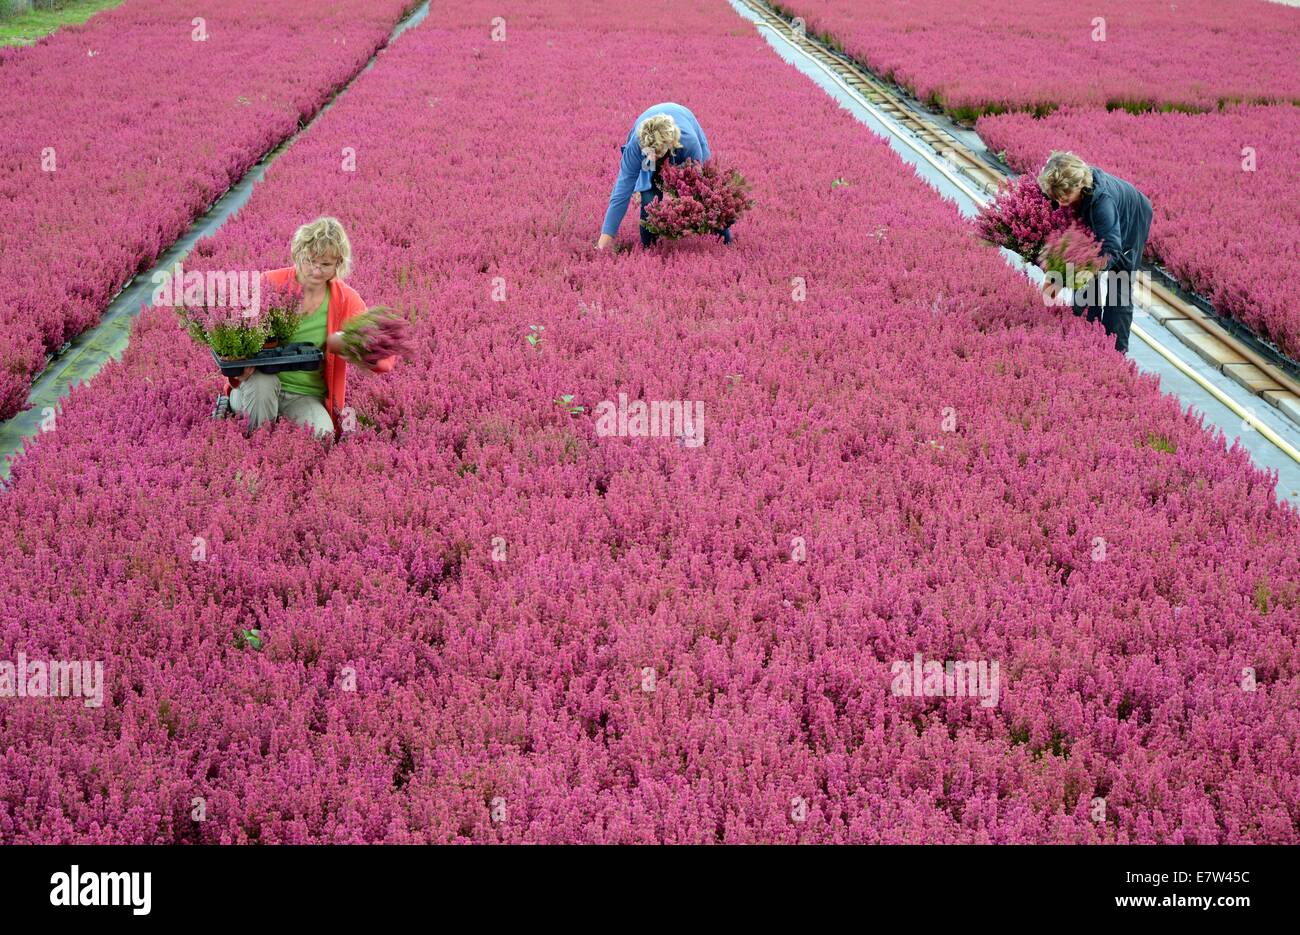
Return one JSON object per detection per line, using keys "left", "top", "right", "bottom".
{"left": 278, "top": 294, "right": 328, "bottom": 397}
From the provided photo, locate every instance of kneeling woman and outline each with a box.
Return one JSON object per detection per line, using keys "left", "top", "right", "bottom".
{"left": 228, "top": 217, "right": 395, "bottom": 439}
{"left": 595, "top": 102, "right": 730, "bottom": 249}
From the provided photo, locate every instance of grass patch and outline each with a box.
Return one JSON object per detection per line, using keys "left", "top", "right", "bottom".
{"left": 1141, "top": 432, "right": 1177, "bottom": 454}
{"left": 0, "top": 0, "right": 121, "bottom": 47}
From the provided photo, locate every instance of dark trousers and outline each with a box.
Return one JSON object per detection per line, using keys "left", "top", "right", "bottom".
{"left": 639, "top": 185, "right": 732, "bottom": 247}
{"left": 1079, "top": 216, "right": 1150, "bottom": 355}
{"left": 1076, "top": 258, "right": 1147, "bottom": 354}
{"left": 1077, "top": 278, "right": 1134, "bottom": 354}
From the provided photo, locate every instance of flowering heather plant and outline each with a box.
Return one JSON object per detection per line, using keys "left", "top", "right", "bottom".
{"left": 175, "top": 299, "right": 270, "bottom": 361}
{"left": 206, "top": 315, "right": 271, "bottom": 362}
{"left": 173, "top": 303, "right": 212, "bottom": 350}
{"left": 173, "top": 279, "right": 302, "bottom": 361}
{"left": 0, "top": 0, "right": 417, "bottom": 420}
{"left": 337, "top": 307, "right": 411, "bottom": 368}
{"left": 979, "top": 104, "right": 1300, "bottom": 359}
{"left": 262, "top": 281, "right": 306, "bottom": 345}
{"left": 774, "top": 0, "right": 1300, "bottom": 119}
{"left": 1, "top": 0, "right": 1298, "bottom": 845}
{"left": 1038, "top": 225, "right": 1104, "bottom": 291}
{"left": 974, "top": 173, "right": 1077, "bottom": 260}
{"left": 642, "top": 160, "right": 753, "bottom": 239}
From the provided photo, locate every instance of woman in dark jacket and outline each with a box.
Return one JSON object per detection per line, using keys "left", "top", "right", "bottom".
{"left": 1038, "top": 151, "right": 1153, "bottom": 353}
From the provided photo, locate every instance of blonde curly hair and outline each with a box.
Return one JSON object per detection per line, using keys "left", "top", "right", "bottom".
{"left": 291, "top": 216, "right": 353, "bottom": 279}
{"left": 1038, "top": 152, "right": 1094, "bottom": 202}
{"left": 637, "top": 114, "right": 682, "bottom": 158}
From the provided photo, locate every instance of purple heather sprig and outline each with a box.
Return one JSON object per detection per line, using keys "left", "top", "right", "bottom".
{"left": 1038, "top": 224, "right": 1105, "bottom": 291}
{"left": 337, "top": 307, "right": 411, "bottom": 368}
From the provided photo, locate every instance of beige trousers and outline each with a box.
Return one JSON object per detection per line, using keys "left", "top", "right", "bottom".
{"left": 229, "top": 371, "right": 333, "bottom": 439}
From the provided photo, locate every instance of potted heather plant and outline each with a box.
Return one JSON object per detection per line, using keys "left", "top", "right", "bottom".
{"left": 262, "top": 281, "right": 305, "bottom": 347}
{"left": 175, "top": 295, "right": 270, "bottom": 367}
{"left": 641, "top": 159, "right": 753, "bottom": 241}
{"left": 175, "top": 279, "right": 325, "bottom": 378}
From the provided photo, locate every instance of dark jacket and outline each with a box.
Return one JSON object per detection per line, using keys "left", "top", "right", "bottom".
{"left": 1079, "top": 166, "right": 1152, "bottom": 273}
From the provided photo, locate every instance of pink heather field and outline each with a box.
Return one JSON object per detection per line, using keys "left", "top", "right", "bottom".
{"left": 1, "top": 0, "right": 1297, "bottom": 851}
{"left": 978, "top": 105, "right": 1300, "bottom": 361}
{"left": 0, "top": 0, "right": 418, "bottom": 421}
{"left": 776, "top": 0, "right": 1300, "bottom": 119}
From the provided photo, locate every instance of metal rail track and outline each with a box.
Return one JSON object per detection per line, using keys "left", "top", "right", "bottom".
{"left": 738, "top": 0, "right": 1300, "bottom": 462}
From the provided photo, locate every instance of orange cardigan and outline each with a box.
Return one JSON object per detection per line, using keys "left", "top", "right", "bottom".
{"left": 227, "top": 267, "right": 396, "bottom": 438}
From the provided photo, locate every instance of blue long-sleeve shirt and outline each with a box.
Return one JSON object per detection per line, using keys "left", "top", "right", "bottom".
{"left": 601, "top": 103, "right": 711, "bottom": 238}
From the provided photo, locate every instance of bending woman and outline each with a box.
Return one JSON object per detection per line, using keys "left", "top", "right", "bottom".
{"left": 228, "top": 217, "right": 395, "bottom": 439}
{"left": 1038, "top": 152, "right": 1152, "bottom": 354}
{"left": 595, "top": 102, "right": 730, "bottom": 249}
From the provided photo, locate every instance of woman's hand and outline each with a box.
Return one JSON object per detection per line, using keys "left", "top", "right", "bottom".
{"left": 595, "top": 234, "right": 613, "bottom": 250}
{"left": 326, "top": 331, "right": 345, "bottom": 355}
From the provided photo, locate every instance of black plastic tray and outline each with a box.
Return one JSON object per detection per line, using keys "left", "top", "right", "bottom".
{"left": 213, "top": 342, "right": 325, "bottom": 377}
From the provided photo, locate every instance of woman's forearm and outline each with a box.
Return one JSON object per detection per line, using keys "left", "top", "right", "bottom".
{"left": 601, "top": 146, "right": 640, "bottom": 240}
{"left": 601, "top": 191, "right": 631, "bottom": 240}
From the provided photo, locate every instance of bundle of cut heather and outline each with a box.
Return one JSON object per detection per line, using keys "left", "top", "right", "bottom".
{"left": 337, "top": 307, "right": 411, "bottom": 367}
{"left": 974, "top": 173, "right": 1077, "bottom": 259}
{"left": 642, "top": 159, "right": 753, "bottom": 239}
{"left": 1038, "top": 224, "right": 1104, "bottom": 291}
